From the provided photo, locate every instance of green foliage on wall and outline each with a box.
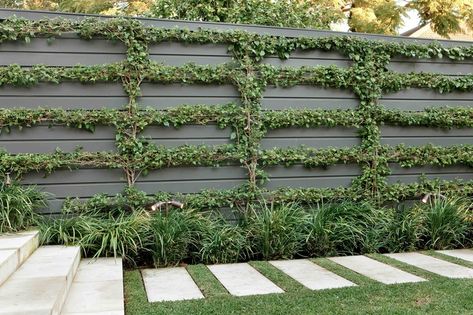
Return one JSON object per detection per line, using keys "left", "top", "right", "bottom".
{"left": 1, "top": 17, "right": 473, "bottom": 209}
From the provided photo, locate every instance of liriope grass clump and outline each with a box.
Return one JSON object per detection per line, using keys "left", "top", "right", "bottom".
{"left": 37, "top": 193, "right": 473, "bottom": 267}
{"left": 144, "top": 208, "right": 209, "bottom": 267}
{"left": 198, "top": 216, "right": 252, "bottom": 264}
{"left": 39, "top": 211, "right": 149, "bottom": 265}
{"left": 415, "top": 196, "right": 472, "bottom": 250}
{"left": 245, "top": 202, "right": 308, "bottom": 260}
{"left": 0, "top": 182, "right": 47, "bottom": 234}
{"left": 304, "top": 201, "right": 390, "bottom": 257}
{"left": 384, "top": 204, "right": 424, "bottom": 253}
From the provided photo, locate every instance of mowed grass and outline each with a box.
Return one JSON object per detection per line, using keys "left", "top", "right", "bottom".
{"left": 125, "top": 256, "right": 473, "bottom": 315}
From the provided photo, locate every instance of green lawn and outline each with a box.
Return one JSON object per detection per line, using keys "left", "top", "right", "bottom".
{"left": 124, "top": 252, "right": 473, "bottom": 315}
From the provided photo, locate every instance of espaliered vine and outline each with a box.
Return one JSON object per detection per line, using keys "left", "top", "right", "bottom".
{"left": 0, "top": 16, "right": 473, "bottom": 210}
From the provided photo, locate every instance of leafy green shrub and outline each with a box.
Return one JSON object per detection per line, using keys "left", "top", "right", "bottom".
{"left": 62, "top": 188, "right": 151, "bottom": 217}
{"left": 304, "top": 202, "right": 388, "bottom": 256}
{"left": 246, "top": 202, "right": 307, "bottom": 260}
{"left": 144, "top": 209, "right": 209, "bottom": 267}
{"left": 416, "top": 196, "right": 471, "bottom": 250}
{"left": 384, "top": 205, "right": 424, "bottom": 253}
{"left": 198, "top": 218, "right": 251, "bottom": 264}
{"left": 0, "top": 182, "right": 46, "bottom": 233}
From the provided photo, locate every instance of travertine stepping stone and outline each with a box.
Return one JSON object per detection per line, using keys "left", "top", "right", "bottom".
{"left": 329, "top": 255, "right": 426, "bottom": 284}
{"left": 385, "top": 252, "right": 473, "bottom": 279}
{"left": 142, "top": 267, "right": 204, "bottom": 302}
{"left": 208, "top": 263, "right": 284, "bottom": 296}
{"left": 437, "top": 249, "right": 473, "bottom": 263}
{"left": 270, "top": 259, "right": 356, "bottom": 290}
{"left": 62, "top": 258, "right": 124, "bottom": 315}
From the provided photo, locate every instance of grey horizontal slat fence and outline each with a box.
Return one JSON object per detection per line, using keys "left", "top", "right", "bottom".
{"left": 0, "top": 34, "right": 126, "bottom": 66}
{"left": 380, "top": 89, "right": 473, "bottom": 110}
{"left": 0, "top": 9, "right": 472, "bottom": 213}
{"left": 141, "top": 124, "right": 232, "bottom": 147}
{"left": 0, "top": 125, "right": 117, "bottom": 153}
{"left": 261, "top": 127, "right": 360, "bottom": 149}
{"left": 138, "top": 84, "right": 241, "bottom": 108}
{"left": 262, "top": 86, "right": 358, "bottom": 110}
{"left": 0, "top": 82, "right": 128, "bottom": 109}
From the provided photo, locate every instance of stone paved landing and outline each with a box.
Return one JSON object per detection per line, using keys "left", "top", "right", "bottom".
{"left": 0, "top": 230, "right": 39, "bottom": 286}
{"left": 437, "top": 249, "right": 473, "bottom": 263}
{"left": 142, "top": 267, "right": 204, "bottom": 302}
{"left": 140, "top": 249, "right": 473, "bottom": 303}
{"left": 0, "top": 245, "right": 80, "bottom": 315}
{"left": 0, "top": 250, "right": 17, "bottom": 286}
{"left": 0, "top": 231, "right": 39, "bottom": 264}
{"left": 385, "top": 252, "right": 473, "bottom": 279}
{"left": 270, "top": 259, "right": 356, "bottom": 290}
{"left": 329, "top": 255, "right": 426, "bottom": 284}
{"left": 208, "top": 263, "right": 284, "bottom": 296}
{"left": 61, "top": 258, "right": 124, "bottom": 315}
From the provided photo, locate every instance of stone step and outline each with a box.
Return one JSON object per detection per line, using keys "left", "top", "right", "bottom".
{"left": 61, "top": 258, "right": 124, "bottom": 315}
{"left": 436, "top": 249, "right": 473, "bottom": 263}
{"left": 270, "top": 259, "right": 356, "bottom": 290}
{"left": 142, "top": 267, "right": 204, "bottom": 302}
{"left": 208, "top": 263, "right": 284, "bottom": 297}
{"left": 0, "top": 230, "right": 39, "bottom": 286}
{"left": 329, "top": 255, "right": 426, "bottom": 284}
{"left": 385, "top": 252, "right": 473, "bottom": 279}
{"left": 0, "top": 245, "right": 81, "bottom": 315}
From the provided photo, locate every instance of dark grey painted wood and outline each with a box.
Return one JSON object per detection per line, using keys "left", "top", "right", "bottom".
{"left": 0, "top": 35, "right": 125, "bottom": 53}
{"left": 380, "top": 126, "right": 473, "bottom": 146}
{"left": 387, "top": 164, "right": 473, "bottom": 184}
{"left": 25, "top": 169, "right": 124, "bottom": 213}
{"left": 2, "top": 9, "right": 471, "bottom": 47}
{"left": 0, "top": 125, "right": 116, "bottom": 153}
{"left": 141, "top": 124, "right": 231, "bottom": 147}
{"left": 388, "top": 57, "right": 473, "bottom": 76}
{"left": 0, "top": 36, "right": 126, "bottom": 66}
{"left": 23, "top": 168, "right": 126, "bottom": 197}
{"left": 380, "top": 100, "right": 473, "bottom": 111}
{"left": 138, "top": 83, "right": 241, "bottom": 108}
{"left": 262, "top": 86, "right": 359, "bottom": 110}
{"left": 0, "top": 9, "right": 471, "bottom": 211}
{"left": 264, "top": 57, "right": 351, "bottom": 68}
{"left": 380, "top": 88, "right": 473, "bottom": 111}
{"left": 262, "top": 127, "right": 360, "bottom": 149}
{"left": 149, "top": 42, "right": 232, "bottom": 65}
{"left": 0, "top": 82, "right": 127, "bottom": 109}
{"left": 135, "top": 166, "right": 247, "bottom": 193}
{"left": 264, "top": 164, "right": 361, "bottom": 189}
{"left": 263, "top": 50, "right": 351, "bottom": 68}
{"left": 0, "top": 52, "right": 125, "bottom": 67}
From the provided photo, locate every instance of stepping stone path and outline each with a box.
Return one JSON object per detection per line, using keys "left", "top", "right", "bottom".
{"left": 208, "top": 263, "right": 284, "bottom": 297}
{"left": 329, "top": 255, "right": 426, "bottom": 284}
{"left": 270, "top": 259, "right": 356, "bottom": 290}
{"left": 141, "top": 251, "right": 473, "bottom": 302}
{"left": 0, "top": 231, "right": 125, "bottom": 315}
{"left": 437, "top": 249, "right": 473, "bottom": 263}
{"left": 385, "top": 252, "right": 473, "bottom": 279}
{"left": 142, "top": 267, "right": 204, "bottom": 302}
